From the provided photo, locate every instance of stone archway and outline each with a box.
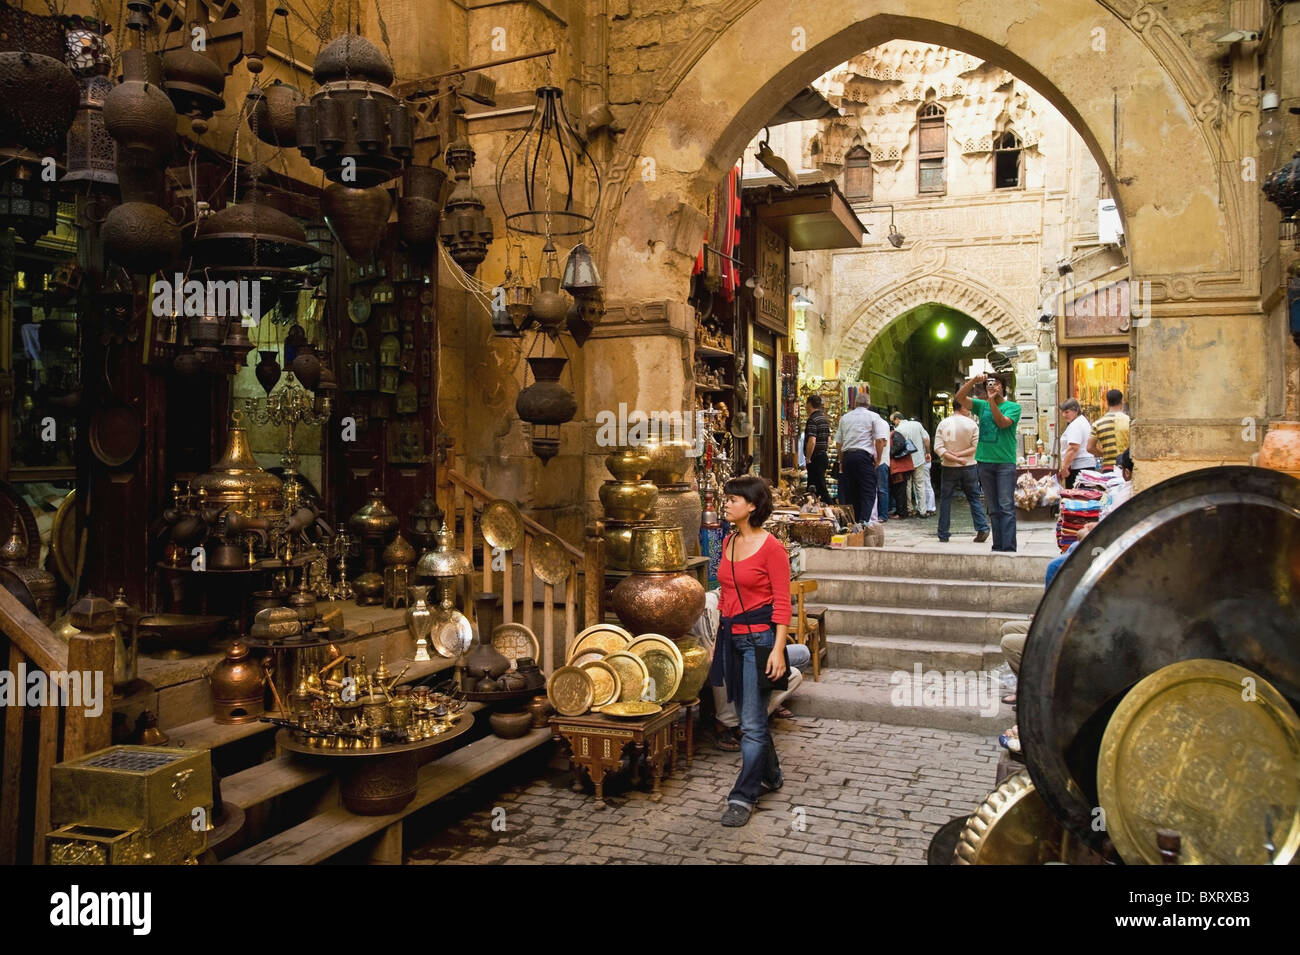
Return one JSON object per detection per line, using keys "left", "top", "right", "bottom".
{"left": 834, "top": 271, "right": 1028, "bottom": 372}
{"left": 589, "top": 0, "right": 1264, "bottom": 484}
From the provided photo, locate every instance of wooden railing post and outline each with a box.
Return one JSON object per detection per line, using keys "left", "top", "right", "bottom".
{"left": 584, "top": 521, "right": 605, "bottom": 628}
{"left": 64, "top": 595, "right": 115, "bottom": 761}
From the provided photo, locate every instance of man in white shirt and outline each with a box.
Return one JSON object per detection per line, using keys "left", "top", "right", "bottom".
{"left": 834, "top": 390, "right": 888, "bottom": 523}
{"left": 933, "top": 400, "right": 990, "bottom": 542}
{"left": 892, "top": 413, "right": 933, "bottom": 517}
{"left": 1057, "top": 398, "right": 1098, "bottom": 488}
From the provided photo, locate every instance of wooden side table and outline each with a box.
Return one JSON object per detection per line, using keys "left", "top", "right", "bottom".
{"left": 550, "top": 702, "right": 682, "bottom": 808}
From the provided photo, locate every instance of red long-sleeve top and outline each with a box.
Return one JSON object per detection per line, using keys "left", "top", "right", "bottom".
{"left": 717, "top": 532, "right": 792, "bottom": 633}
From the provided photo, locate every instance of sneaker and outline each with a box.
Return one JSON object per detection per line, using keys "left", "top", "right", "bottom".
{"left": 937, "top": 537, "right": 949, "bottom": 542}
{"left": 721, "top": 803, "right": 752, "bottom": 827}
{"left": 973, "top": 530, "right": 990, "bottom": 543}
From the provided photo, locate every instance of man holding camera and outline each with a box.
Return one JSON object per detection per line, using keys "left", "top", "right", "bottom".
{"left": 954, "top": 371, "right": 1022, "bottom": 552}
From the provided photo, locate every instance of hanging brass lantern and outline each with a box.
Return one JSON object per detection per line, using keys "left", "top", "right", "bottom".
{"left": 438, "top": 140, "right": 494, "bottom": 274}
{"left": 516, "top": 355, "right": 576, "bottom": 464}
{"left": 0, "top": 151, "right": 59, "bottom": 246}
{"left": 0, "top": 3, "right": 80, "bottom": 154}
{"left": 397, "top": 164, "right": 446, "bottom": 249}
{"left": 64, "top": 74, "right": 119, "bottom": 189}
{"left": 161, "top": 46, "right": 225, "bottom": 133}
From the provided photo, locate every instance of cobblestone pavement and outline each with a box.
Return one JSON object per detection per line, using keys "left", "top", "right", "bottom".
{"left": 405, "top": 716, "right": 1001, "bottom": 865}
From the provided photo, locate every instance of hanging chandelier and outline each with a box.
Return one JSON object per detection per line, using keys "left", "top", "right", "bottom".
{"left": 495, "top": 85, "right": 602, "bottom": 237}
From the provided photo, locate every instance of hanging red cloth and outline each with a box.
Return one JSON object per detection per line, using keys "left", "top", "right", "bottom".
{"left": 692, "top": 164, "right": 741, "bottom": 301}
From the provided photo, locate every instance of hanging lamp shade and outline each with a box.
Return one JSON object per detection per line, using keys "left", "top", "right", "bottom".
{"left": 495, "top": 86, "right": 602, "bottom": 237}
{"left": 561, "top": 242, "right": 602, "bottom": 295}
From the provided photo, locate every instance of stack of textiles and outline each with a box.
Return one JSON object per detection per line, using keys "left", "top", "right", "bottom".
{"left": 1057, "top": 488, "right": 1104, "bottom": 550}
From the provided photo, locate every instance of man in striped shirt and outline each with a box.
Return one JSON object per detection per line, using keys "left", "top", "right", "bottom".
{"left": 803, "top": 395, "right": 832, "bottom": 503}
{"left": 1087, "top": 389, "right": 1130, "bottom": 470}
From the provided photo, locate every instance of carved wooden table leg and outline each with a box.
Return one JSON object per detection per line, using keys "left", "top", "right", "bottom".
{"left": 571, "top": 759, "right": 584, "bottom": 793}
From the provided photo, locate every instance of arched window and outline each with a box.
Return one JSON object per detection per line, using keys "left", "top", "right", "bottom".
{"left": 917, "top": 102, "right": 946, "bottom": 195}
{"left": 994, "top": 130, "right": 1023, "bottom": 189}
{"left": 844, "top": 145, "right": 872, "bottom": 200}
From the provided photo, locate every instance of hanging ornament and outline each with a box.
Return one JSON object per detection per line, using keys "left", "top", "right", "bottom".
{"left": 438, "top": 140, "right": 494, "bottom": 274}
{"left": 322, "top": 182, "right": 393, "bottom": 261}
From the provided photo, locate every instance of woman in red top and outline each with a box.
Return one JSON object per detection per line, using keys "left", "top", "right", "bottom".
{"left": 712, "top": 475, "right": 791, "bottom": 827}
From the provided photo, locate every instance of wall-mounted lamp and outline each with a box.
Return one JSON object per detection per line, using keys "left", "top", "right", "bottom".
{"left": 755, "top": 127, "right": 799, "bottom": 191}
{"left": 859, "top": 204, "right": 905, "bottom": 248}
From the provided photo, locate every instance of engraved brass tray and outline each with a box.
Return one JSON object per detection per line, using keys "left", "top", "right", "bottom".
{"left": 1020, "top": 466, "right": 1300, "bottom": 852}
{"left": 580, "top": 659, "right": 621, "bottom": 708}
{"left": 570, "top": 648, "right": 606, "bottom": 669}
{"left": 627, "top": 633, "right": 683, "bottom": 704}
{"left": 1097, "top": 658, "right": 1300, "bottom": 865}
{"left": 480, "top": 500, "right": 525, "bottom": 551}
{"left": 600, "top": 701, "right": 662, "bottom": 719}
{"left": 491, "top": 622, "right": 539, "bottom": 663}
{"left": 431, "top": 611, "right": 473, "bottom": 659}
{"left": 531, "top": 533, "right": 571, "bottom": 586}
{"left": 568, "top": 623, "right": 633, "bottom": 661}
{"left": 604, "top": 651, "right": 651, "bottom": 702}
{"left": 547, "top": 665, "right": 594, "bottom": 717}
{"left": 954, "top": 771, "right": 1068, "bottom": 865}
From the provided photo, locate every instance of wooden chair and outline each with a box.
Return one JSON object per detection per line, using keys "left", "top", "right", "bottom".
{"left": 790, "top": 578, "right": 828, "bottom": 681}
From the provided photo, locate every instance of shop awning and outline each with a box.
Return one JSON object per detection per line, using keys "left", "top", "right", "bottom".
{"left": 746, "top": 180, "right": 867, "bottom": 251}
{"left": 766, "top": 87, "right": 840, "bottom": 126}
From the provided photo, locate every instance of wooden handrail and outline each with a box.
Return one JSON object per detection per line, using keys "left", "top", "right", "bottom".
{"left": 445, "top": 470, "right": 584, "bottom": 561}
{"left": 0, "top": 587, "right": 67, "bottom": 674}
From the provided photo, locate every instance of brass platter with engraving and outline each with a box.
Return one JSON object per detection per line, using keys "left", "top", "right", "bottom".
{"left": 626, "top": 633, "right": 683, "bottom": 704}
{"left": 531, "top": 533, "right": 571, "bottom": 586}
{"left": 955, "top": 771, "right": 1075, "bottom": 865}
{"left": 491, "top": 622, "right": 539, "bottom": 664}
{"left": 570, "top": 648, "right": 606, "bottom": 669}
{"left": 568, "top": 623, "right": 633, "bottom": 662}
{"left": 601, "top": 701, "right": 662, "bottom": 719}
{"left": 580, "top": 659, "right": 621, "bottom": 708}
{"left": 546, "top": 665, "right": 594, "bottom": 717}
{"left": 604, "top": 651, "right": 651, "bottom": 702}
{"left": 431, "top": 611, "right": 474, "bottom": 658}
{"left": 480, "top": 500, "right": 525, "bottom": 551}
{"left": 1097, "top": 658, "right": 1300, "bottom": 866}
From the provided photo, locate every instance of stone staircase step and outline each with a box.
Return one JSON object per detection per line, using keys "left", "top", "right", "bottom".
{"left": 804, "top": 547, "right": 1052, "bottom": 583}
{"left": 822, "top": 603, "right": 1032, "bottom": 644}
{"left": 827, "top": 634, "right": 1005, "bottom": 671}
{"left": 789, "top": 670, "right": 1012, "bottom": 735}
{"left": 808, "top": 573, "right": 1042, "bottom": 613}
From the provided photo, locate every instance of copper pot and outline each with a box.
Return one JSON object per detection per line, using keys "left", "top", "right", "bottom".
{"left": 644, "top": 436, "right": 694, "bottom": 485}
{"left": 103, "top": 51, "right": 177, "bottom": 167}
{"left": 516, "top": 356, "right": 576, "bottom": 426}
{"left": 322, "top": 182, "right": 392, "bottom": 261}
{"left": 651, "top": 484, "right": 703, "bottom": 558}
{"left": 489, "top": 710, "right": 532, "bottom": 739}
{"left": 605, "top": 447, "right": 653, "bottom": 482}
{"left": 529, "top": 276, "right": 569, "bottom": 332}
{"left": 249, "top": 79, "right": 303, "bottom": 147}
{"left": 527, "top": 694, "right": 554, "bottom": 728}
{"left": 610, "top": 569, "right": 706, "bottom": 640}
{"left": 598, "top": 480, "right": 658, "bottom": 522}
{"left": 628, "top": 524, "right": 687, "bottom": 573}
{"left": 209, "top": 642, "right": 266, "bottom": 724}
{"left": 102, "top": 202, "right": 181, "bottom": 274}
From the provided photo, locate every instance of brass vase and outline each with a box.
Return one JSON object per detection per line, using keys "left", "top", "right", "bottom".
{"left": 605, "top": 447, "right": 653, "bottom": 482}
{"left": 652, "top": 484, "right": 703, "bottom": 559}
{"left": 672, "top": 636, "right": 711, "bottom": 703}
{"left": 628, "top": 524, "right": 687, "bottom": 573}
{"left": 644, "top": 435, "right": 694, "bottom": 485}
{"left": 598, "top": 480, "right": 658, "bottom": 522}
{"left": 601, "top": 519, "right": 656, "bottom": 572}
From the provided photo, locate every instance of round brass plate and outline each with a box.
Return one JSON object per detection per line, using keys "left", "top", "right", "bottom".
{"left": 431, "top": 611, "right": 473, "bottom": 659}
{"left": 570, "top": 648, "right": 606, "bottom": 669}
{"left": 547, "top": 665, "right": 594, "bottom": 717}
{"left": 348, "top": 293, "right": 371, "bottom": 324}
{"left": 50, "top": 489, "right": 77, "bottom": 586}
{"left": 480, "top": 500, "right": 524, "bottom": 551}
{"left": 601, "top": 701, "right": 662, "bottom": 719}
{"left": 580, "top": 660, "right": 621, "bottom": 707}
{"left": 955, "top": 771, "right": 1067, "bottom": 865}
{"left": 1097, "top": 659, "right": 1300, "bottom": 865}
{"left": 627, "top": 634, "right": 683, "bottom": 704}
{"left": 491, "top": 622, "right": 539, "bottom": 663}
{"left": 604, "top": 651, "right": 651, "bottom": 702}
{"left": 531, "top": 533, "right": 571, "bottom": 586}
{"left": 568, "top": 623, "right": 633, "bottom": 662}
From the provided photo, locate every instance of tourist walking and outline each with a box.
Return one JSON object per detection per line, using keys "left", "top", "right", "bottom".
{"left": 1056, "top": 398, "right": 1097, "bottom": 488}
{"left": 893, "top": 412, "right": 933, "bottom": 517}
{"left": 1087, "top": 389, "right": 1131, "bottom": 470}
{"left": 955, "top": 371, "right": 1022, "bottom": 552}
{"left": 833, "top": 390, "right": 888, "bottom": 523}
{"left": 803, "top": 395, "right": 832, "bottom": 503}
{"left": 933, "top": 399, "right": 990, "bottom": 542}
{"left": 708, "top": 476, "right": 791, "bottom": 827}
{"left": 888, "top": 419, "right": 917, "bottom": 518}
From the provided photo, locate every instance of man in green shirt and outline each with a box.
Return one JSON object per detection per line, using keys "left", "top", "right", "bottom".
{"left": 954, "top": 371, "right": 1022, "bottom": 552}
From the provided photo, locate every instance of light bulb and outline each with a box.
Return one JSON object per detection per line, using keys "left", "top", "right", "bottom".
{"left": 1257, "top": 91, "right": 1285, "bottom": 168}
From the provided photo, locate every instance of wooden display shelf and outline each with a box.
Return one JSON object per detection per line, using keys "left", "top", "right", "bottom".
{"left": 695, "top": 343, "right": 734, "bottom": 358}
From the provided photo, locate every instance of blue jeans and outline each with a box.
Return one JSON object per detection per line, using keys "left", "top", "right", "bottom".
{"left": 877, "top": 463, "right": 890, "bottom": 521}
{"left": 727, "top": 627, "right": 783, "bottom": 808}
{"left": 938, "top": 465, "right": 990, "bottom": 540}
{"left": 977, "top": 462, "right": 1017, "bottom": 551}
